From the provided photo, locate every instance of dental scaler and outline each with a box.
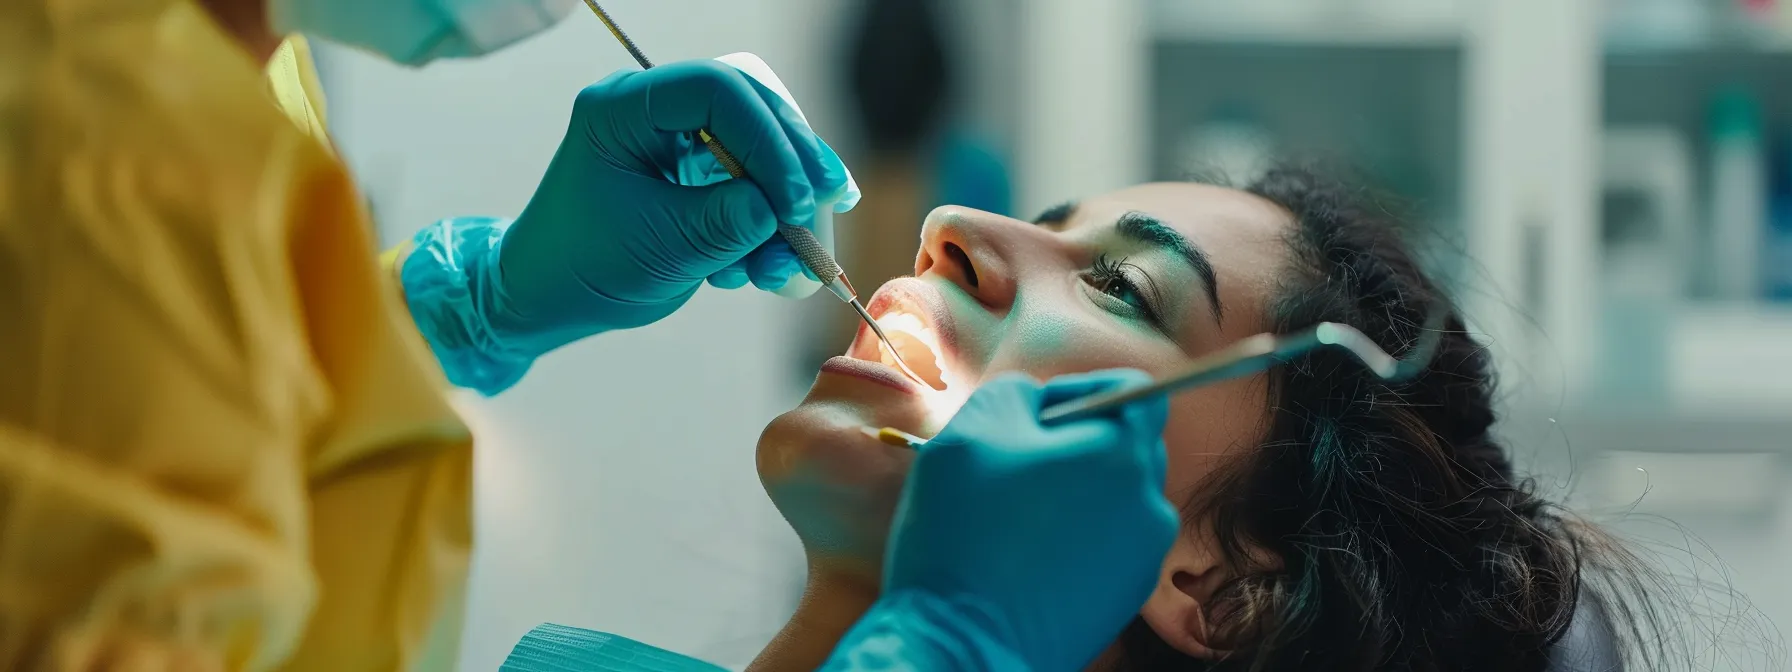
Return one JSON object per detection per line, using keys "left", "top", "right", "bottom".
{"left": 580, "top": 0, "right": 929, "bottom": 387}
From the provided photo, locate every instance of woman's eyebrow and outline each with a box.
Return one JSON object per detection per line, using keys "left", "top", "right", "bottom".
{"left": 1116, "top": 211, "right": 1223, "bottom": 323}
{"left": 1032, "top": 201, "right": 1078, "bottom": 225}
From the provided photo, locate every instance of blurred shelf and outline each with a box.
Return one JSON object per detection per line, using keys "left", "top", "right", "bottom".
{"left": 1149, "top": 4, "right": 1792, "bottom": 55}
{"left": 1659, "top": 303, "right": 1792, "bottom": 414}
{"left": 1154, "top": 29, "right": 1792, "bottom": 56}
{"left": 1151, "top": 23, "right": 1460, "bottom": 49}
{"left": 1148, "top": 3, "right": 1460, "bottom": 49}
{"left": 1502, "top": 409, "right": 1792, "bottom": 455}
{"left": 1507, "top": 302, "right": 1792, "bottom": 456}
{"left": 1151, "top": 22, "right": 1460, "bottom": 49}
{"left": 1605, "top": 35, "right": 1792, "bottom": 57}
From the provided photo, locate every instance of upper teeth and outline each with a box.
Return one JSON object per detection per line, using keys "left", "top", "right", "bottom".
{"left": 878, "top": 311, "right": 938, "bottom": 357}
{"left": 877, "top": 310, "right": 948, "bottom": 379}
{"left": 873, "top": 307, "right": 973, "bottom": 430}
{"left": 878, "top": 310, "right": 930, "bottom": 340}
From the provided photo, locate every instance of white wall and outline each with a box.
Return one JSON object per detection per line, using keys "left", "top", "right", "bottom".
{"left": 1015, "top": 0, "right": 1149, "bottom": 216}
{"left": 313, "top": 4, "right": 832, "bottom": 669}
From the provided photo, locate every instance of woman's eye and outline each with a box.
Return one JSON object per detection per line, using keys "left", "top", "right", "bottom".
{"left": 1093, "top": 271, "right": 1146, "bottom": 309}
{"left": 1087, "top": 254, "right": 1160, "bottom": 323}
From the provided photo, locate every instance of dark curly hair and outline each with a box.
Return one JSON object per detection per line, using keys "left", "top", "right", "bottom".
{"left": 1111, "top": 166, "right": 1668, "bottom": 671}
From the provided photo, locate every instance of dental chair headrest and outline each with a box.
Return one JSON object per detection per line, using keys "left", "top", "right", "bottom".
{"left": 1547, "top": 588, "right": 1625, "bottom": 672}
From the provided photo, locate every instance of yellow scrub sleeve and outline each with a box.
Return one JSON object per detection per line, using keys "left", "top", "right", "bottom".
{"left": 1, "top": 2, "right": 473, "bottom": 671}
{"left": 266, "top": 37, "right": 331, "bottom": 146}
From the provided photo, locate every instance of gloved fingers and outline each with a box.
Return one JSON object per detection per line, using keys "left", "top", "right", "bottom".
{"left": 739, "top": 76, "right": 857, "bottom": 213}
{"left": 965, "top": 372, "right": 1045, "bottom": 418}
{"left": 745, "top": 240, "right": 801, "bottom": 291}
{"left": 833, "top": 175, "right": 863, "bottom": 213}
{"left": 1038, "top": 368, "right": 1154, "bottom": 409}
{"left": 1142, "top": 437, "right": 1171, "bottom": 493}
{"left": 1039, "top": 369, "right": 1167, "bottom": 466}
{"left": 687, "top": 175, "right": 782, "bottom": 265}
{"left": 835, "top": 193, "right": 861, "bottom": 212}
{"left": 1143, "top": 487, "right": 1181, "bottom": 542}
{"left": 926, "top": 373, "right": 1042, "bottom": 451}
{"left": 1100, "top": 375, "right": 1171, "bottom": 482}
{"left": 672, "top": 137, "right": 735, "bottom": 187}
{"left": 1131, "top": 399, "right": 1171, "bottom": 472}
{"left": 641, "top": 61, "right": 818, "bottom": 227}
{"left": 707, "top": 263, "right": 752, "bottom": 289}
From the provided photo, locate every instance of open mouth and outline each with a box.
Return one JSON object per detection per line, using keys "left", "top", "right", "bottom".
{"left": 835, "top": 279, "right": 976, "bottom": 428}
{"left": 874, "top": 310, "right": 949, "bottom": 391}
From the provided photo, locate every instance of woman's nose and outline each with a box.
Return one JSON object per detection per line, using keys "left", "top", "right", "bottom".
{"left": 915, "top": 206, "right": 1040, "bottom": 310}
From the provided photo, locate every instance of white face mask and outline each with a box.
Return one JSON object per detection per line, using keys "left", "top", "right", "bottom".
{"left": 270, "top": 0, "right": 577, "bottom": 66}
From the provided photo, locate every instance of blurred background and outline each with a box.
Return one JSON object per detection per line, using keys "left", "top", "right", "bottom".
{"left": 311, "top": 0, "right": 1791, "bottom": 668}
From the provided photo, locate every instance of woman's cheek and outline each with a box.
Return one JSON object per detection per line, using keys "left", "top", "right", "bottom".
{"left": 1160, "top": 377, "right": 1273, "bottom": 499}
{"left": 985, "top": 312, "right": 1175, "bottom": 382}
{"left": 1011, "top": 306, "right": 1082, "bottom": 357}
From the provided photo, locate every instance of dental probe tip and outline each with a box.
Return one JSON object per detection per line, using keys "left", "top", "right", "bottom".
{"left": 850, "top": 299, "right": 932, "bottom": 388}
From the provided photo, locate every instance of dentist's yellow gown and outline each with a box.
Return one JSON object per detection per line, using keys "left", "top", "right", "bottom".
{"left": 0, "top": 1, "right": 474, "bottom": 670}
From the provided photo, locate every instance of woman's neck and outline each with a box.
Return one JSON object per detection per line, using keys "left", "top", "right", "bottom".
{"left": 748, "top": 569, "right": 880, "bottom": 671}
{"left": 195, "top": 0, "right": 282, "bottom": 64}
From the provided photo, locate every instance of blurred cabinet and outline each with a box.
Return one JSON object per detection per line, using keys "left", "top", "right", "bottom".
{"left": 1462, "top": 0, "right": 1603, "bottom": 406}
{"left": 1014, "top": 0, "right": 1792, "bottom": 448}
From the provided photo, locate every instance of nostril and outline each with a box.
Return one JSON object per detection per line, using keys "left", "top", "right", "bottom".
{"left": 943, "top": 242, "right": 977, "bottom": 288}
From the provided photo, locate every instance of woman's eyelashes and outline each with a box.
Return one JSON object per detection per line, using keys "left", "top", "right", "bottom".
{"left": 1085, "top": 254, "right": 1169, "bottom": 331}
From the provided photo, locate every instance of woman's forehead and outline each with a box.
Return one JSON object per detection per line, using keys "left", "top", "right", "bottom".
{"left": 1072, "top": 182, "right": 1291, "bottom": 241}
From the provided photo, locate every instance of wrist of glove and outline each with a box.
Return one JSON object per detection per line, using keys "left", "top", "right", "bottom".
{"left": 822, "top": 590, "right": 1029, "bottom": 671}
{"left": 399, "top": 216, "right": 536, "bottom": 395}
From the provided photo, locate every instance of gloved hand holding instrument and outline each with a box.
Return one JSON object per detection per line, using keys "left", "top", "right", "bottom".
{"left": 399, "top": 20, "right": 863, "bottom": 394}
{"left": 400, "top": 0, "right": 947, "bottom": 396}
{"left": 577, "top": 0, "right": 932, "bottom": 386}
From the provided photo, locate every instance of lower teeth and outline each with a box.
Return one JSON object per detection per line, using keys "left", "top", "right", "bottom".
{"left": 884, "top": 332, "right": 946, "bottom": 390}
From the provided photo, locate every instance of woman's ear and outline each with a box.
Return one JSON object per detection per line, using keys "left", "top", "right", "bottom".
{"left": 1139, "top": 534, "right": 1228, "bottom": 659}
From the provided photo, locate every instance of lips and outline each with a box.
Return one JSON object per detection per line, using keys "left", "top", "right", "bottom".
{"left": 820, "top": 279, "right": 961, "bottom": 396}
{"left": 849, "top": 279, "right": 958, "bottom": 382}
{"left": 819, "top": 356, "right": 930, "bottom": 395}
{"left": 821, "top": 277, "right": 977, "bottom": 431}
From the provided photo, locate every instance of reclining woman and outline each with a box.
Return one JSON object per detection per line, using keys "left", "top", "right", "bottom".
{"left": 518, "top": 166, "right": 1659, "bottom": 671}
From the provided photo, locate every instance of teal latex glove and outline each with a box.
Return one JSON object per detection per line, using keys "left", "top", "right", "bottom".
{"left": 503, "top": 59, "right": 858, "bottom": 330}
{"left": 822, "top": 370, "right": 1178, "bottom": 671}
{"left": 399, "top": 59, "right": 857, "bottom": 394}
{"left": 501, "top": 624, "right": 726, "bottom": 672}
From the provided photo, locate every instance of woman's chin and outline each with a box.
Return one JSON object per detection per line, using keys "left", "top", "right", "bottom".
{"left": 755, "top": 379, "right": 931, "bottom": 580}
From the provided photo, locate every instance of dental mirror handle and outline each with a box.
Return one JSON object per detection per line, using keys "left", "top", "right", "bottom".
{"left": 1040, "top": 317, "right": 1444, "bottom": 425}
{"left": 875, "top": 312, "right": 1447, "bottom": 447}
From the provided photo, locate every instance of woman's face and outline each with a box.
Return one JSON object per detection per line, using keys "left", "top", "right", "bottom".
{"left": 756, "top": 182, "right": 1294, "bottom": 584}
